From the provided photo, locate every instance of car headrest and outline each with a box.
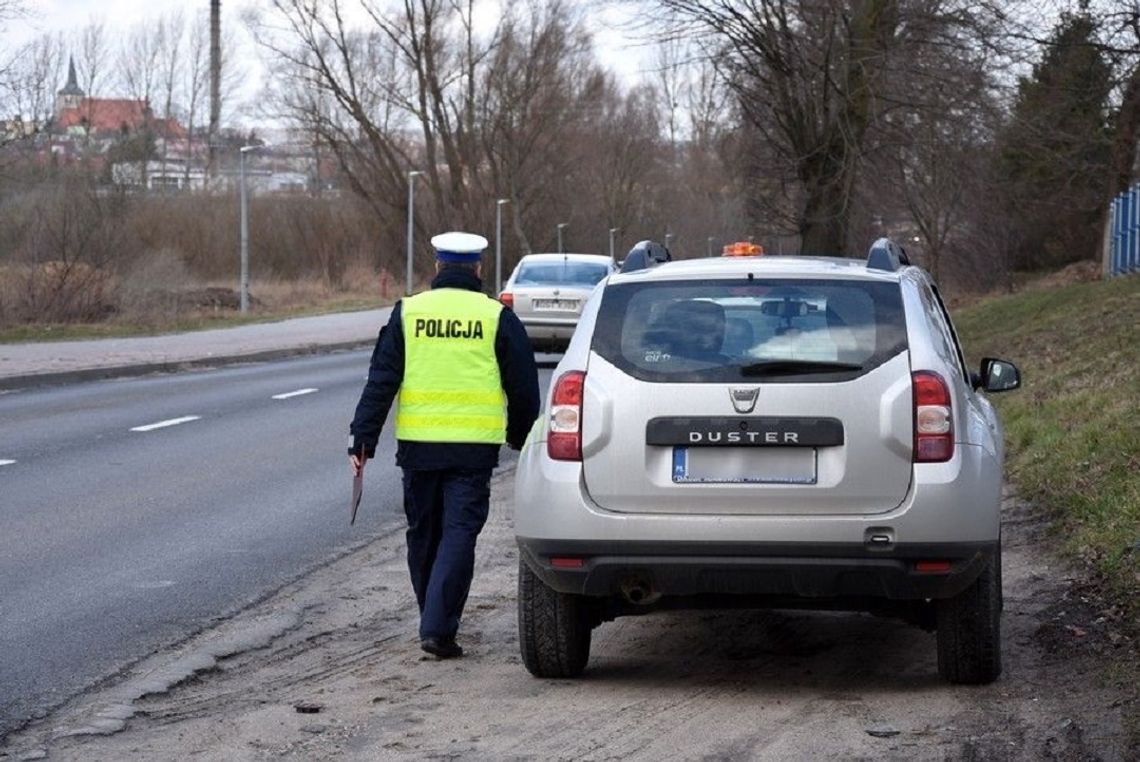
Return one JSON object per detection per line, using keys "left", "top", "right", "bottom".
{"left": 646, "top": 300, "right": 726, "bottom": 359}
{"left": 723, "top": 316, "right": 754, "bottom": 355}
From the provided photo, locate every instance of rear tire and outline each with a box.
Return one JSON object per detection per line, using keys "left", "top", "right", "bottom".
{"left": 936, "top": 549, "right": 1002, "bottom": 684}
{"left": 518, "top": 558, "right": 591, "bottom": 677}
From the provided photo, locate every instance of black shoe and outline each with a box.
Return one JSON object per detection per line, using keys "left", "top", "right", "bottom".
{"left": 420, "top": 636, "right": 463, "bottom": 659}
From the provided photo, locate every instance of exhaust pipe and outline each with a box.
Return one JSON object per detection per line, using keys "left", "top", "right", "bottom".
{"left": 619, "top": 575, "right": 659, "bottom": 606}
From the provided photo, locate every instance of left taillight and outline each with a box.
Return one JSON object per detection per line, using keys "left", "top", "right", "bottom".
{"left": 913, "top": 370, "right": 954, "bottom": 463}
{"left": 547, "top": 370, "right": 585, "bottom": 462}
{"left": 499, "top": 292, "right": 514, "bottom": 309}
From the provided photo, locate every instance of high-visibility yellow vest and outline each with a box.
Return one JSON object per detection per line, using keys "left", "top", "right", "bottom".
{"left": 396, "top": 288, "right": 506, "bottom": 443}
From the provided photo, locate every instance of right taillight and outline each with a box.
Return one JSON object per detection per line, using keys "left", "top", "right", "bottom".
{"left": 499, "top": 292, "right": 514, "bottom": 309}
{"left": 913, "top": 370, "right": 953, "bottom": 463}
{"left": 547, "top": 370, "right": 585, "bottom": 461}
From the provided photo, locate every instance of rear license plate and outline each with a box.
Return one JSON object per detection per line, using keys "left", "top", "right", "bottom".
{"left": 533, "top": 299, "right": 577, "bottom": 310}
{"left": 672, "top": 447, "right": 817, "bottom": 484}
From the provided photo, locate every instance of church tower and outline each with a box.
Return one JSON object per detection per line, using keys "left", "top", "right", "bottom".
{"left": 56, "top": 57, "right": 85, "bottom": 117}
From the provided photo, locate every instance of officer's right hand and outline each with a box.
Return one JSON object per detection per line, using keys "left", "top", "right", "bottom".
{"left": 350, "top": 454, "right": 366, "bottom": 476}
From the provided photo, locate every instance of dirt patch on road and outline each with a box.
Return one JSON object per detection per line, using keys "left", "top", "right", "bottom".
{"left": 4, "top": 476, "right": 1136, "bottom": 761}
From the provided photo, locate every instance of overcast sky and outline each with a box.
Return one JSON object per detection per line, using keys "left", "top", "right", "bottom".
{"left": 7, "top": 0, "right": 653, "bottom": 93}
{"left": 16, "top": 0, "right": 211, "bottom": 37}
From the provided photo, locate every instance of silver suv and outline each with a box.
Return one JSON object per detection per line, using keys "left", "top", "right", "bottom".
{"left": 514, "top": 239, "right": 1020, "bottom": 684}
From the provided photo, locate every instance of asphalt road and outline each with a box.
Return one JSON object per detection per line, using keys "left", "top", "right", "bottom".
{"left": 0, "top": 350, "right": 552, "bottom": 738}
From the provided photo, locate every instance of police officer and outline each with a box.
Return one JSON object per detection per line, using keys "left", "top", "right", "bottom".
{"left": 348, "top": 231, "right": 539, "bottom": 659}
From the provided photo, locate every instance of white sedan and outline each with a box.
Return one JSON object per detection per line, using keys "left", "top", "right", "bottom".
{"left": 499, "top": 253, "right": 615, "bottom": 352}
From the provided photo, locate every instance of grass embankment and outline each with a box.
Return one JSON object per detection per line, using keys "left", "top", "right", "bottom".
{"left": 953, "top": 275, "right": 1139, "bottom": 616}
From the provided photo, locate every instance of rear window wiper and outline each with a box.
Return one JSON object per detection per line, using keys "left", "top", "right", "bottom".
{"left": 739, "top": 360, "right": 864, "bottom": 377}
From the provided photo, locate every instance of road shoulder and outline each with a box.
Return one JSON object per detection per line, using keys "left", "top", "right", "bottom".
{"left": 5, "top": 478, "right": 1136, "bottom": 760}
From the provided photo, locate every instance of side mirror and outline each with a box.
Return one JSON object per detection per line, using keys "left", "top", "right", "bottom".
{"left": 978, "top": 357, "right": 1021, "bottom": 393}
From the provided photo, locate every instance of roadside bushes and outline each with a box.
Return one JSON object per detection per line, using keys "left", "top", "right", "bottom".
{"left": 0, "top": 177, "right": 135, "bottom": 324}
{"left": 0, "top": 174, "right": 388, "bottom": 328}
{"left": 252, "top": 196, "right": 381, "bottom": 288}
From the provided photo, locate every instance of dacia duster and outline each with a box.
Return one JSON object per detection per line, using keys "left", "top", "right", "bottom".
{"left": 514, "top": 239, "right": 1020, "bottom": 684}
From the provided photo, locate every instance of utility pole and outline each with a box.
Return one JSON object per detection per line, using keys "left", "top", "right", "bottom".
{"left": 238, "top": 144, "right": 269, "bottom": 313}
{"left": 208, "top": 0, "right": 221, "bottom": 182}
{"left": 557, "top": 222, "right": 569, "bottom": 254}
{"left": 496, "top": 199, "right": 509, "bottom": 294}
{"left": 406, "top": 170, "right": 423, "bottom": 295}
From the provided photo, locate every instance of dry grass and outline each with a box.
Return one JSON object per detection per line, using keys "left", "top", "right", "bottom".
{"left": 234, "top": 262, "right": 405, "bottom": 311}
{"left": 0, "top": 267, "right": 404, "bottom": 342}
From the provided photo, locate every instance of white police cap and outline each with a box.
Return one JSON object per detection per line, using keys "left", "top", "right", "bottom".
{"left": 431, "top": 231, "right": 488, "bottom": 263}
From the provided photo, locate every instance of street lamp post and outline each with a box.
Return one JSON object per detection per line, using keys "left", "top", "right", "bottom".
{"left": 496, "top": 198, "right": 509, "bottom": 294}
{"left": 609, "top": 227, "right": 619, "bottom": 260}
{"left": 557, "top": 222, "right": 569, "bottom": 253}
{"left": 238, "top": 144, "right": 268, "bottom": 313}
{"left": 405, "top": 170, "right": 423, "bottom": 295}
{"left": 707, "top": 236, "right": 715, "bottom": 257}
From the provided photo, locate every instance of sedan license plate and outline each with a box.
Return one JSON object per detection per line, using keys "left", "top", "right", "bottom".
{"left": 672, "top": 447, "right": 817, "bottom": 484}
{"left": 533, "top": 298, "right": 578, "bottom": 311}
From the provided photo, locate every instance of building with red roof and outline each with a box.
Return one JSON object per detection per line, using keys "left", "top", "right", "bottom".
{"left": 53, "top": 57, "right": 187, "bottom": 140}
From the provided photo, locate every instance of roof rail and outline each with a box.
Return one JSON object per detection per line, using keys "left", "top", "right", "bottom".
{"left": 866, "top": 238, "right": 911, "bottom": 272}
{"left": 620, "top": 240, "right": 672, "bottom": 273}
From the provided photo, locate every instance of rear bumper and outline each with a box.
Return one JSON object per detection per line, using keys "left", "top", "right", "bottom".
{"left": 520, "top": 320, "right": 577, "bottom": 350}
{"left": 517, "top": 538, "right": 996, "bottom": 601}
{"left": 521, "top": 319, "right": 577, "bottom": 337}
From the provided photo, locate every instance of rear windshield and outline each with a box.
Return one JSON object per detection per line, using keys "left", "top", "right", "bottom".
{"left": 515, "top": 261, "right": 610, "bottom": 286}
{"left": 592, "top": 278, "right": 908, "bottom": 382}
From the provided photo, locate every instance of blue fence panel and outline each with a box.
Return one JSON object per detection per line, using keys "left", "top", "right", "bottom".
{"left": 1120, "top": 191, "right": 1129, "bottom": 276}
{"left": 1118, "top": 192, "right": 1131, "bottom": 276}
{"left": 1128, "top": 188, "right": 1134, "bottom": 274}
{"left": 1112, "top": 194, "right": 1123, "bottom": 276}
{"left": 1119, "top": 191, "right": 1128, "bottom": 276}
{"left": 1104, "top": 187, "right": 1140, "bottom": 276}
{"left": 1133, "top": 185, "right": 1140, "bottom": 273}
{"left": 1120, "top": 194, "right": 1128, "bottom": 274}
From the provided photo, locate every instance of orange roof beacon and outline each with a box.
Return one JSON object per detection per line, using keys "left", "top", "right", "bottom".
{"left": 721, "top": 241, "right": 764, "bottom": 257}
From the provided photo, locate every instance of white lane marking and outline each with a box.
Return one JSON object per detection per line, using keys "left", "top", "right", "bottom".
{"left": 272, "top": 388, "right": 319, "bottom": 400}
{"left": 0, "top": 459, "right": 15, "bottom": 466}
{"left": 130, "top": 416, "right": 201, "bottom": 433}
{"left": 131, "top": 579, "right": 177, "bottom": 589}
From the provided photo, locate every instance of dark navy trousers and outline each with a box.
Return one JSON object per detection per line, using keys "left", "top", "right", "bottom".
{"left": 401, "top": 468, "right": 493, "bottom": 640}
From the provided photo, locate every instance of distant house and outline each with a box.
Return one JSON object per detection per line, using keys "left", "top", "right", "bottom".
{"left": 111, "top": 160, "right": 207, "bottom": 191}
{"left": 0, "top": 118, "right": 36, "bottom": 143}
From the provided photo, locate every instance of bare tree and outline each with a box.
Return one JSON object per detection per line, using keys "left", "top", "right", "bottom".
{"left": 481, "top": 0, "right": 605, "bottom": 255}
{"left": 0, "top": 0, "right": 28, "bottom": 78}
{"left": 0, "top": 0, "right": 25, "bottom": 26}
{"left": 1084, "top": 2, "right": 1140, "bottom": 253}
{"left": 654, "top": 0, "right": 1002, "bottom": 256}
{"left": 251, "top": 0, "right": 505, "bottom": 280}
{"left": 653, "top": 33, "right": 685, "bottom": 157}
{"left": 1, "top": 32, "right": 65, "bottom": 133}
{"left": 0, "top": 0, "right": 28, "bottom": 95}
{"left": 157, "top": 11, "right": 185, "bottom": 158}
{"left": 120, "top": 19, "right": 163, "bottom": 107}
{"left": 118, "top": 19, "right": 167, "bottom": 185}
{"left": 577, "top": 82, "right": 662, "bottom": 243}
{"left": 252, "top": 1, "right": 416, "bottom": 226}
{"left": 183, "top": 10, "right": 212, "bottom": 186}
{"left": 73, "top": 19, "right": 111, "bottom": 145}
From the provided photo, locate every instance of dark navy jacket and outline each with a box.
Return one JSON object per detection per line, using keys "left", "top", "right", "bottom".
{"left": 349, "top": 267, "right": 540, "bottom": 470}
